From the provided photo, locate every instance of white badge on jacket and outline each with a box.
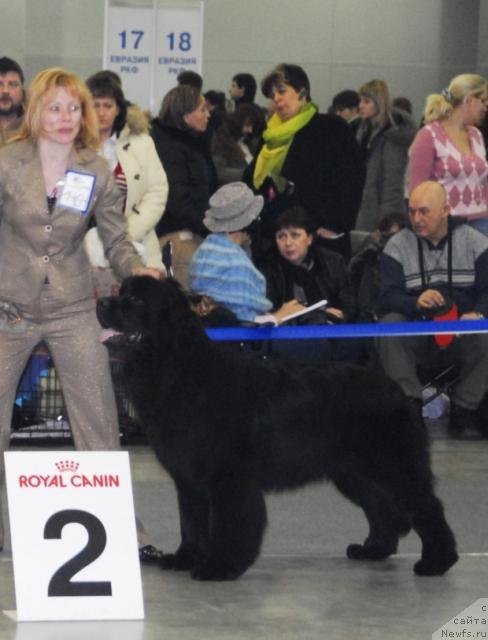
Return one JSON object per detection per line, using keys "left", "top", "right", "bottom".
{"left": 58, "top": 171, "right": 96, "bottom": 214}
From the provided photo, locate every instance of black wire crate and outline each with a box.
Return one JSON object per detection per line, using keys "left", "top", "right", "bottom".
{"left": 11, "top": 343, "right": 144, "bottom": 445}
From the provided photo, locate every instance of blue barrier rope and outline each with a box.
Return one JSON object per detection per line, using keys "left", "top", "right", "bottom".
{"left": 206, "top": 319, "right": 488, "bottom": 341}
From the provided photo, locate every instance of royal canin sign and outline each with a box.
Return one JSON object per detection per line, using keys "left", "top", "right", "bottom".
{"left": 17, "top": 460, "right": 121, "bottom": 489}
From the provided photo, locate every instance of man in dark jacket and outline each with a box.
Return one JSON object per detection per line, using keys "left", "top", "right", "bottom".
{"left": 378, "top": 181, "right": 488, "bottom": 437}
{"left": 331, "top": 89, "right": 361, "bottom": 136}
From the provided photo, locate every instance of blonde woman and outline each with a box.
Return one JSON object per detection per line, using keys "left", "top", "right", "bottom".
{"left": 355, "top": 79, "right": 417, "bottom": 232}
{"left": 409, "top": 74, "right": 488, "bottom": 234}
{"left": 422, "top": 93, "right": 451, "bottom": 125}
{"left": 0, "top": 68, "right": 160, "bottom": 550}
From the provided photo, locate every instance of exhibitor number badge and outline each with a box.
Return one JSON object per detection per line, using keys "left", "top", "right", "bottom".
{"left": 58, "top": 170, "right": 96, "bottom": 214}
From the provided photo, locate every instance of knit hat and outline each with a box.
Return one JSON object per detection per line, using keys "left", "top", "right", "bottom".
{"left": 203, "top": 182, "right": 263, "bottom": 233}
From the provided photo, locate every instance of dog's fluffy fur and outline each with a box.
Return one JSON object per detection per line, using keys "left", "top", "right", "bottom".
{"left": 97, "top": 276, "right": 458, "bottom": 581}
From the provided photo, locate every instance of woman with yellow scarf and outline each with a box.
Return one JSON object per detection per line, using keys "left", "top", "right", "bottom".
{"left": 246, "top": 64, "right": 365, "bottom": 263}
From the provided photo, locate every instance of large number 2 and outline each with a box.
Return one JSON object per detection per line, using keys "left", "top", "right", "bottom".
{"left": 44, "top": 510, "right": 112, "bottom": 597}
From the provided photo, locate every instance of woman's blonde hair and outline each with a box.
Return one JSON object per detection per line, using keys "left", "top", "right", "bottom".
{"left": 424, "top": 73, "right": 488, "bottom": 122}
{"left": 423, "top": 94, "right": 450, "bottom": 123}
{"left": 14, "top": 67, "right": 99, "bottom": 150}
{"left": 358, "top": 79, "right": 393, "bottom": 128}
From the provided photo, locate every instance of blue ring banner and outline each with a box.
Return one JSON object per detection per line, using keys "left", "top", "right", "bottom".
{"left": 206, "top": 319, "right": 488, "bottom": 341}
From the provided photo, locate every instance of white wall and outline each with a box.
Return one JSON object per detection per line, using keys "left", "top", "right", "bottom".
{"left": 0, "top": 0, "right": 103, "bottom": 81}
{"left": 0, "top": 0, "right": 482, "bottom": 120}
{"left": 477, "top": 0, "right": 488, "bottom": 80}
{"left": 202, "top": 0, "right": 480, "bottom": 118}
{"left": 0, "top": 1, "right": 27, "bottom": 66}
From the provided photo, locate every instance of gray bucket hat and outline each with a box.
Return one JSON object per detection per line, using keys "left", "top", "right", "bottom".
{"left": 203, "top": 182, "right": 263, "bottom": 233}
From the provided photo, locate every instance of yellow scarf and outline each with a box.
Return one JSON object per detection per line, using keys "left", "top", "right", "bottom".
{"left": 253, "top": 102, "right": 317, "bottom": 192}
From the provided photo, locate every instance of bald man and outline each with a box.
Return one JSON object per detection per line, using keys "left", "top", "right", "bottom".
{"left": 378, "top": 180, "right": 488, "bottom": 437}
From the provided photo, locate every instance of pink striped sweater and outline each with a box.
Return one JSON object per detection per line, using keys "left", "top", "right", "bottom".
{"left": 409, "top": 121, "right": 488, "bottom": 219}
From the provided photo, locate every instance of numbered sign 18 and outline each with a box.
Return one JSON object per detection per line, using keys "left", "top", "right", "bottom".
{"left": 154, "top": 4, "right": 203, "bottom": 104}
{"left": 5, "top": 451, "right": 144, "bottom": 621}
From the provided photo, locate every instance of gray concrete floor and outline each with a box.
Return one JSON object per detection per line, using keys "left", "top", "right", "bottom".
{"left": 0, "top": 421, "right": 487, "bottom": 639}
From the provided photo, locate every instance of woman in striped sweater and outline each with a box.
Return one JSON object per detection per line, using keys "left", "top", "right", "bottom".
{"left": 409, "top": 74, "right": 488, "bottom": 235}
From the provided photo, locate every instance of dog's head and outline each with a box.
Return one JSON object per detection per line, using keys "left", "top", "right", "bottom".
{"left": 97, "top": 276, "right": 204, "bottom": 356}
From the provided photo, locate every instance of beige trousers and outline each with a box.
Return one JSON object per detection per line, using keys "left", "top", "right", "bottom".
{"left": 0, "top": 286, "right": 120, "bottom": 548}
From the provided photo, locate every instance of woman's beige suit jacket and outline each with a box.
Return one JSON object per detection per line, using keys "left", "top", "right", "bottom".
{"left": 0, "top": 139, "right": 141, "bottom": 310}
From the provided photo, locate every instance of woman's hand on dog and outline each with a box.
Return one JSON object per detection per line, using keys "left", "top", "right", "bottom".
{"left": 132, "top": 266, "right": 166, "bottom": 280}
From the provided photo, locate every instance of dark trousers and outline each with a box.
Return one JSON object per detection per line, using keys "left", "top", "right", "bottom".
{"left": 377, "top": 313, "right": 488, "bottom": 410}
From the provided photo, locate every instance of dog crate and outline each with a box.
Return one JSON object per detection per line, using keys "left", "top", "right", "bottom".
{"left": 11, "top": 343, "right": 144, "bottom": 445}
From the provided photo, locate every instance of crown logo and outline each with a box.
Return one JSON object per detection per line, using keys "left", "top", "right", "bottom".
{"left": 55, "top": 460, "right": 79, "bottom": 473}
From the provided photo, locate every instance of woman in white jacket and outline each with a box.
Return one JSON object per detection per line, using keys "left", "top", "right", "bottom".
{"left": 85, "top": 73, "right": 168, "bottom": 272}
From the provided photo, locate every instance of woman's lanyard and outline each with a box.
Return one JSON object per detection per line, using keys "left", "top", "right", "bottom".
{"left": 417, "top": 228, "right": 453, "bottom": 298}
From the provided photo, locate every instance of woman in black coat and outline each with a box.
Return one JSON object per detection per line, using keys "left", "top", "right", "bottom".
{"left": 261, "top": 207, "right": 364, "bottom": 364}
{"left": 151, "top": 85, "right": 211, "bottom": 237}
{"left": 151, "top": 85, "right": 215, "bottom": 286}
{"left": 261, "top": 207, "right": 356, "bottom": 321}
{"left": 246, "top": 64, "right": 365, "bottom": 263}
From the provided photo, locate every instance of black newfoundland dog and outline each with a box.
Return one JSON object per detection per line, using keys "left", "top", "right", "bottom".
{"left": 97, "top": 276, "right": 458, "bottom": 581}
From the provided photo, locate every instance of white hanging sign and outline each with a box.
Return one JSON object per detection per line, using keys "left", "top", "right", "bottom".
{"left": 103, "top": 1, "right": 204, "bottom": 113}
{"left": 103, "top": 5, "right": 154, "bottom": 109}
{"left": 5, "top": 451, "right": 144, "bottom": 622}
{"left": 154, "top": 4, "right": 203, "bottom": 107}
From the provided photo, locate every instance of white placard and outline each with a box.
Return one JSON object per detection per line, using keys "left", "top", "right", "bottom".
{"left": 5, "top": 451, "right": 144, "bottom": 622}
{"left": 104, "top": 5, "right": 154, "bottom": 110}
{"left": 154, "top": 4, "right": 203, "bottom": 107}
{"left": 104, "top": 1, "right": 204, "bottom": 113}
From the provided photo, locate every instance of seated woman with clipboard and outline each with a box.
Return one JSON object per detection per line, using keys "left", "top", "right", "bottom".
{"left": 262, "top": 206, "right": 355, "bottom": 323}
{"left": 260, "top": 206, "right": 364, "bottom": 363}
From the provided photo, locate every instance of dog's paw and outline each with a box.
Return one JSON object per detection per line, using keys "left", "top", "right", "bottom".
{"left": 346, "top": 541, "right": 397, "bottom": 561}
{"left": 191, "top": 558, "right": 242, "bottom": 581}
{"left": 413, "top": 551, "right": 459, "bottom": 576}
{"left": 159, "top": 552, "right": 194, "bottom": 571}
{"left": 346, "top": 543, "right": 368, "bottom": 560}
